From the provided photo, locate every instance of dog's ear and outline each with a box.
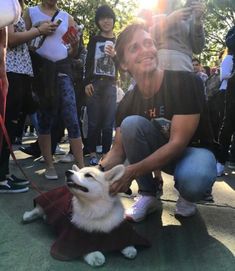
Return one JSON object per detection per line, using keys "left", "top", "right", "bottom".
{"left": 104, "top": 165, "right": 125, "bottom": 184}
{"left": 72, "top": 165, "right": 80, "bottom": 172}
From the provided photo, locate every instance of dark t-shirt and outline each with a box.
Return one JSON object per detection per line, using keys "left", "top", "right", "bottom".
{"left": 84, "top": 35, "right": 117, "bottom": 86}
{"left": 116, "top": 70, "right": 214, "bottom": 150}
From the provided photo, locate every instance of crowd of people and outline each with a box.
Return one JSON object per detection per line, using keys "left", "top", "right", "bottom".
{"left": 0, "top": 0, "right": 234, "bottom": 223}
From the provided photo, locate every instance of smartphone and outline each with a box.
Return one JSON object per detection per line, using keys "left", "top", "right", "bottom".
{"left": 62, "top": 26, "right": 78, "bottom": 44}
{"left": 56, "top": 19, "right": 63, "bottom": 26}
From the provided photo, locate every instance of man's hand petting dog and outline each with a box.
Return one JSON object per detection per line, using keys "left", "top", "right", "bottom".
{"left": 110, "top": 166, "right": 135, "bottom": 196}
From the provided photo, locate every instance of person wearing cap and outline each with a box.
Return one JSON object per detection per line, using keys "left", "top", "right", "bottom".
{"left": 84, "top": 5, "right": 117, "bottom": 165}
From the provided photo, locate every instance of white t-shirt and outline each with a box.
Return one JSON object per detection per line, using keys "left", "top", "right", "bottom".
{"left": 220, "top": 54, "right": 233, "bottom": 91}
{"left": 29, "top": 6, "right": 69, "bottom": 62}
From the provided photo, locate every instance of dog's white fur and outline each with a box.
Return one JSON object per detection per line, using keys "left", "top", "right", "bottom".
{"left": 23, "top": 164, "right": 137, "bottom": 266}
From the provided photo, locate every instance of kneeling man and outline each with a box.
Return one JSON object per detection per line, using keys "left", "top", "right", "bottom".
{"left": 99, "top": 23, "right": 217, "bottom": 222}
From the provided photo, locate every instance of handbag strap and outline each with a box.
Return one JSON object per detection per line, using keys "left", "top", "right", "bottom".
{"left": 40, "top": 9, "right": 60, "bottom": 47}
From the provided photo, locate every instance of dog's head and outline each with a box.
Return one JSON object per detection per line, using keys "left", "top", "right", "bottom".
{"left": 65, "top": 164, "right": 125, "bottom": 201}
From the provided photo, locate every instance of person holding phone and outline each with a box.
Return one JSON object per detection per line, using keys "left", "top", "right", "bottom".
{"left": 23, "top": 0, "right": 84, "bottom": 180}
{"left": 150, "top": 0, "right": 205, "bottom": 71}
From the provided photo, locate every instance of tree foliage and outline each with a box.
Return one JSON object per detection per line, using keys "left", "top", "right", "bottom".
{"left": 202, "top": 0, "right": 235, "bottom": 65}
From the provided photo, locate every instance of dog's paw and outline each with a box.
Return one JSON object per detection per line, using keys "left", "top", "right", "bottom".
{"left": 22, "top": 211, "right": 37, "bottom": 223}
{"left": 84, "top": 251, "right": 105, "bottom": 267}
{"left": 22, "top": 207, "right": 44, "bottom": 223}
{"left": 121, "top": 246, "right": 137, "bottom": 259}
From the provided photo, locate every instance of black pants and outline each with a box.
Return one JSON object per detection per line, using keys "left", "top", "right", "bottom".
{"left": 207, "top": 92, "right": 225, "bottom": 141}
{"left": 0, "top": 73, "right": 32, "bottom": 180}
{"left": 218, "top": 91, "right": 235, "bottom": 164}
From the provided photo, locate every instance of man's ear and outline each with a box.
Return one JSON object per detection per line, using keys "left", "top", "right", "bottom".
{"left": 104, "top": 165, "right": 125, "bottom": 184}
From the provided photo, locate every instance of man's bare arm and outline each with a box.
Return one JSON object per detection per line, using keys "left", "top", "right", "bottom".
{"left": 110, "top": 114, "right": 200, "bottom": 194}
{"left": 99, "top": 127, "right": 126, "bottom": 170}
{"left": 0, "top": 27, "right": 8, "bottom": 92}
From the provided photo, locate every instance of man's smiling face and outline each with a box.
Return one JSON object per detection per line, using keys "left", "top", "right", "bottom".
{"left": 120, "top": 29, "right": 158, "bottom": 79}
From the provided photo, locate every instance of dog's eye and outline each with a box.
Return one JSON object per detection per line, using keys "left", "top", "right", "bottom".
{"left": 84, "top": 173, "right": 93, "bottom": 178}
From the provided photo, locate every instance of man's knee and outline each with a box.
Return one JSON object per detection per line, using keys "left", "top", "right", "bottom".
{"left": 175, "top": 148, "right": 216, "bottom": 201}
{"left": 120, "top": 115, "right": 151, "bottom": 139}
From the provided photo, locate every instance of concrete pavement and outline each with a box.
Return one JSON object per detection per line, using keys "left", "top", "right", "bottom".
{"left": 0, "top": 137, "right": 234, "bottom": 271}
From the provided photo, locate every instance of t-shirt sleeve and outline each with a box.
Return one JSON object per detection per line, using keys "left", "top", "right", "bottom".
{"left": 115, "top": 90, "right": 133, "bottom": 128}
{"left": 169, "top": 72, "right": 205, "bottom": 115}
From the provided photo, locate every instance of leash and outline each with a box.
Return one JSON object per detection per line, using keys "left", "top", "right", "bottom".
{"left": 0, "top": 115, "right": 68, "bottom": 217}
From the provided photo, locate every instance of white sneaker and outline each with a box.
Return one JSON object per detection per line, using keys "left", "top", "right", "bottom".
{"left": 175, "top": 195, "right": 196, "bottom": 218}
{"left": 55, "top": 145, "right": 66, "bottom": 155}
{"left": 125, "top": 195, "right": 158, "bottom": 222}
{"left": 44, "top": 167, "right": 58, "bottom": 180}
{"left": 59, "top": 153, "right": 75, "bottom": 163}
{"left": 216, "top": 162, "right": 225, "bottom": 177}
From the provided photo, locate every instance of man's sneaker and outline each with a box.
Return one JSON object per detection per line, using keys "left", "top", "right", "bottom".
{"left": 54, "top": 145, "right": 66, "bottom": 155}
{"left": 7, "top": 174, "right": 30, "bottom": 186}
{"left": 125, "top": 195, "right": 158, "bottom": 222}
{"left": 44, "top": 167, "right": 58, "bottom": 180}
{"left": 216, "top": 162, "right": 225, "bottom": 177}
{"left": 59, "top": 153, "right": 75, "bottom": 163}
{"left": 0, "top": 180, "right": 29, "bottom": 193}
{"left": 175, "top": 196, "right": 196, "bottom": 218}
{"left": 227, "top": 161, "right": 235, "bottom": 170}
{"left": 89, "top": 156, "right": 98, "bottom": 166}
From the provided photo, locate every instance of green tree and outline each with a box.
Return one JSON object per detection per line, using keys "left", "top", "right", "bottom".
{"left": 202, "top": 0, "right": 235, "bottom": 65}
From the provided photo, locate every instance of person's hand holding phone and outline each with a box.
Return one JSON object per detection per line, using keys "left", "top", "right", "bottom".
{"left": 36, "top": 21, "right": 58, "bottom": 36}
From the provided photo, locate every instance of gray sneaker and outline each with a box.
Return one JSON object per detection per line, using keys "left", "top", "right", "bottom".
{"left": 175, "top": 196, "right": 196, "bottom": 218}
{"left": 44, "top": 167, "right": 58, "bottom": 180}
{"left": 59, "top": 153, "right": 75, "bottom": 163}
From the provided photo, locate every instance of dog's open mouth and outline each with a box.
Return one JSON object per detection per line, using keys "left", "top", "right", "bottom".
{"left": 67, "top": 181, "right": 89, "bottom": 192}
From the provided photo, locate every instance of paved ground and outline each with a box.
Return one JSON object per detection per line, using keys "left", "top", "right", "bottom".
{"left": 0, "top": 136, "right": 234, "bottom": 271}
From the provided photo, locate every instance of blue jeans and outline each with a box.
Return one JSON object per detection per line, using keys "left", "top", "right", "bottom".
{"left": 120, "top": 116, "right": 217, "bottom": 202}
{"left": 38, "top": 75, "right": 81, "bottom": 139}
{"left": 87, "top": 79, "right": 116, "bottom": 154}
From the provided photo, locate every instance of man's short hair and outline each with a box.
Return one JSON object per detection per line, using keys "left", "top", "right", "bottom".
{"left": 95, "top": 5, "right": 116, "bottom": 29}
{"left": 115, "top": 22, "right": 148, "bottom": 67}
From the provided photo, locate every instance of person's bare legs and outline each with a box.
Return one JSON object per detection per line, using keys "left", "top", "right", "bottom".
{"left": 70, "top": 137, "right": 84, "bottom": 168}
{"left": 38, "top": 134, "right": 58, "bottom": 179}
{"left": 38, "top": 134, "right": 53, "bottom": 167}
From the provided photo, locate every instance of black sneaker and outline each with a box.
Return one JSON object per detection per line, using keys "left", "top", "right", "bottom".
{"left": 0, "top": 180, "right": 29, "bottom": 193}
{"left": 19, "top": 146, "right": 41, "bottom": 158}
{"left": 7, "top": 174, "right": 30, "bottom": 186}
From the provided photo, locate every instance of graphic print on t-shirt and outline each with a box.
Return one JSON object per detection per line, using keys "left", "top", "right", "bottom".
{"left": 93, "top": 41, "right": 115, "bottom": 77}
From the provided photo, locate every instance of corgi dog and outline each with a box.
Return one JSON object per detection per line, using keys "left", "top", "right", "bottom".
{"left": 23, "top": 165, "right": 149, "bottom": 266}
